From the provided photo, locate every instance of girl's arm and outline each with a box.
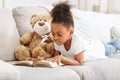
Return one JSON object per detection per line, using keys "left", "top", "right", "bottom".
{"left": 61, "top": 51, "right": 84, "bottom": 66}
{"left": 74, "top": 51, "right": 84, "bottom": 65}
{"left": 47, "top": 50, "right": 84, "bottom": 66}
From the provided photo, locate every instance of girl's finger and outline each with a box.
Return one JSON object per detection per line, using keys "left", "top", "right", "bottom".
{"left": 57, "top": 58, "right": 61, "bottom": 66}
{"left": 26, "top": 58, "right": 33, "bottom": 61}
{"left": 37, "top": 56, "right": 45, "bottom": 60}
{"left": 46, "top": 58, "right": 54, "bottom": 62}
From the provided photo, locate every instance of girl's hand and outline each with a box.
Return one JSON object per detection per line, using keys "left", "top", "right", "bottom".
{"left": 37, "top": 56, "right": 45, "bottom": 60}
{"left": 26, "top": 57, "right": 34, "bottom": 61}
{"left": 26, "top": 56, "right": 45, "bottom": 62}
{"left": 46, "top": 55, "right": 62, "bottom": 65}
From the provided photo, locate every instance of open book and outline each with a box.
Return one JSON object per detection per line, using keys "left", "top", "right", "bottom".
{"left": 10, "top": 60, "right": 63, "bottom": 68}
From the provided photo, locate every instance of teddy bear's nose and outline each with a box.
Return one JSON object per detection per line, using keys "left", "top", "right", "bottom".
{"left": 38, "top": 22, "right": 45, "bottom": 26}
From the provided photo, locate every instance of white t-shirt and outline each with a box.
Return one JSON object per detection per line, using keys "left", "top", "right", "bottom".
{"left": 54, "top": 33, "right": 107, "bottom": 62}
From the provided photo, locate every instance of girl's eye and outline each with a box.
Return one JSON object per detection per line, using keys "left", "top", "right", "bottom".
{"left": 52, "top": 33, "right": 54, "bottom": 36}
{"left": 58, "top": 34, "right": 62, "bottom": 37}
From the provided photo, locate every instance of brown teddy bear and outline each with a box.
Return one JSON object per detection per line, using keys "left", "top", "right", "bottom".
{"left": 14, "top": 14, "right": 55, "bottom": 61}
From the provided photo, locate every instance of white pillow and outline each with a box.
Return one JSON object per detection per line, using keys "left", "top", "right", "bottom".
{"left": 12, "top": 5, "right": 52, "bottom": 36}
{"left": 72, "top": 8, "right": 113, "bottom": 42}
{"left": 0, "top": 9, "right": 20, "bottom": 61}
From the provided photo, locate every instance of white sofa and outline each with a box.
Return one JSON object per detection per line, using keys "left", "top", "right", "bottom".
{"left": 0, "top": 5, "right": 120, "bottom": 80}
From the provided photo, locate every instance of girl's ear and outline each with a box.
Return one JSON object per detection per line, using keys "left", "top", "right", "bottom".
{"left": 70, "top": 27, "right": 74, "bottom": 36}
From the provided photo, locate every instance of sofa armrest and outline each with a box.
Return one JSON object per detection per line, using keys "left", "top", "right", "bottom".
{"left": 0, "top": 60, "right": 20, "bottom": 80}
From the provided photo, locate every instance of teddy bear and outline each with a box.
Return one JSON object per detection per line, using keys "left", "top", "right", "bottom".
{"left": 14, "top": 13, "right": 55, "bottom": 61}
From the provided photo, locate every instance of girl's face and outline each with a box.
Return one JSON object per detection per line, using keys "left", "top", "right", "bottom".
{"left": 51, "top": 23, "right": 74, "bottom": 45}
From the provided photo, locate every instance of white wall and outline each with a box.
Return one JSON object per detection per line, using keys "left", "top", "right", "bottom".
{"left": 79, "top": 0, "right": 120, "bottom": 14}
{"left": 109, "top": 0, "right": 120, "bottom": 14}
{"left": 4, "top": 0, "right": 79, "bottom": 10}
{"left": 69, "top": 0, "right": 78, "bottom": 8}
{"left": 4, "top": 0, "right": 60, "bottom": 10}
{"left": 1, "top": 0, "right": 120, "bottom": 14}
{"left": 0, "top": 0, "right": 3, "bottom": 9}
{"left": 79, "top": 0, "right": 108, "bottom": 13}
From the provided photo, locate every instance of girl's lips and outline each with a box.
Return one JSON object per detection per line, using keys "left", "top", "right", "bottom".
{"left": 55, "top": 41, "right": 61, "bottom": 45}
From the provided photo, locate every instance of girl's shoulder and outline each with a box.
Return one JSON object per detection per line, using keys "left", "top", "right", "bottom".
{"left": 72, "top": 33, "right": 87, "bottom": 43}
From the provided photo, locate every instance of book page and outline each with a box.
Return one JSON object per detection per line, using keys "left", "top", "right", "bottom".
{"left": 33, "top": 60, "right": 59, "bottom": 68}
{"left": 9, "top": 61, "right": 34, "bottom": 66}
{"left": 8, "top": 60, "right": 64, "bottom": 68}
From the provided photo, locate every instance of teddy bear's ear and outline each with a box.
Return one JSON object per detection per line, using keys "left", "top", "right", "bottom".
{"left": 30, "top": 15, "right": 38, "bottom": 28}
{"left": 41, "top": 14, "right": 51, "bottom": 23}
{"left": 46, "top": 14, "right": 51, "bottom": 21}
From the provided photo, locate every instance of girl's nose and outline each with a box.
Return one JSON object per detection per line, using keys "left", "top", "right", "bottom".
{"left": 53, "top": 35, "right": 58, "bottom": 41}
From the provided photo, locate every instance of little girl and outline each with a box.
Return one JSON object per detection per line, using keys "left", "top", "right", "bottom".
{"left": 45, "top": 2, "right": 120, "bottom": 66}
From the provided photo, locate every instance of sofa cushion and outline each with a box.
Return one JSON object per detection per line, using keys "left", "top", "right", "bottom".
{"left": 12, "top": 5, "right": 52, "bottom": 36}
{"left": 0, "top": 9, "right": 20, "bottom": 61}
{"left": 0, "top": 60, "right": 20, "bottom": 80}
{"left": 67, "top": 58, "right": 120, "bottom": 80}
{"left": 65, "top": 66, "right": 97, "bottom": 80}
{"left": 15, "top": 66, "right": 80, "bottom": 80}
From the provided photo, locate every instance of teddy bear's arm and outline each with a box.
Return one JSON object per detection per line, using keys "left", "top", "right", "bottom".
{"left": 20, "top": 32, "right": 34, "bottom": 45}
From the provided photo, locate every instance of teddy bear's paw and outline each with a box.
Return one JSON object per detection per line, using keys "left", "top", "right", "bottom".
{"left": 47, "top": 42, "right": 55, "bottom": 56}
{"left": 37, "top": 42, "right": 47, "bottom": 50}
{"left": 14, "top": 45, "right": 31, "bottom": 61}
{"left": 45, "top": 33, "right": 53, "bottom": 43}
{"left": 28, "top": 33, "right": 42, "bottom": 51}
{"left": 20, "top": 32, "right": 34, "bottom": 45}
{"left": 32, "top": 47, "right": 51, "bottom": 58}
